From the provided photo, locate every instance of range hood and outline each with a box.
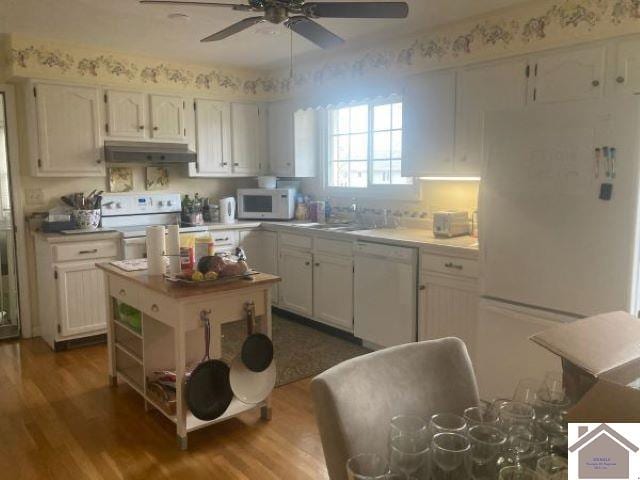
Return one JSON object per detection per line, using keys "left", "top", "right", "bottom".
{"left": 104, "top": 141, "right": 196, "bottom": 165}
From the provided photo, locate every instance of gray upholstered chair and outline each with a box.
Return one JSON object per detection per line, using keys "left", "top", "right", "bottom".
{"left": 311, "top": 337, "right": 479, "bottom": 480}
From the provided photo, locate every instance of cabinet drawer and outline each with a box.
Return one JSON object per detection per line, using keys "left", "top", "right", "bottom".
{"left": 210, "top": 230, "right": 238, "bottom": 246}
{"left": 53, "top": 240, "right": 118, "bottom": 262}
{"left": 421, "top": 253, "right": 478, "bottom": 278}
{"left": 141, "top": 289, "right": 179, "bottom": 320}
{"left": 315, "top": 238, "right": 353, "bottom": 257}
{"left": 109, "top": 275, "right": 140, "bottom": 306}
{"left": 279, "top": 232, "right": 312, "bottom": 250}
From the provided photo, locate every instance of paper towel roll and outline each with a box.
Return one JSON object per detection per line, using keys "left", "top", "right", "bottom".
{"left": 146, "top": 226, "right": 166, "bottom": 276}
{"left": 166, "top": 225, "right": 181, "bottom": 275}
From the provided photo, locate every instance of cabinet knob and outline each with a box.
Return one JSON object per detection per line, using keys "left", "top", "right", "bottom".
{"left": 233, "top": 163, "right": 240, "bottom": 167}
{"left": 419, "top": 285, "right": 426, "bottom": 291}
{"left": 592, "top": 80, "right": 600, "bottom": 87}
{"left": 286, "top": 162, "right": 291, "bottom": 166}
{"left": 139, "top": 125, "right": 145, "bottom": 130}
{"left": 151, "top": 304, "right": 159, "bottom": 313}
{"left": 96, "top": 159, "right": 102, "bottom": 164}
{"left": 305, "top": 261, "right": 310, "bottom": 266}
{"left": 444, "top": 262, "right": 463, "bottom": 270}
{"left": 314, "top": 262, "right": 320, "bottom": 267}
{"left": 617, "top": 76, "right": 625, "bottom": 84}
{"left": 153, "top": 126, "right": 159, "bottom": 131}
{"left": 221, "top": 162, "right": 228, "bottom": 166}
{"left": 119, "top": 289, "right": 126, "bottom": 296}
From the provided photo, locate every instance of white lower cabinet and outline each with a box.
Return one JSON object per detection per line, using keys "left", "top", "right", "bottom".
{"left": 313, "top": 253, "right": 353, "bottom": 331}
{"left": 419, "top": 273, "right": 478, "bottom": 359}
{"left": 278, "top": 246, "right": 313, "bottom": 317}
{"left": 239, "top": 229, "right": 278, "bottom": 304}
{"left": 35, "top": 235, "right": 119, "bottom": 349}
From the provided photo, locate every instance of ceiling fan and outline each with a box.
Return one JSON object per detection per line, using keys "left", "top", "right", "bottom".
{"left": 140, "top": 0, "right": 409, "bottom": 49}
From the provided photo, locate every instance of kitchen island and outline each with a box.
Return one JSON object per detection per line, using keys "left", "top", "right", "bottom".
{"left": 97, "top": 263, "right": 280, "bottom": 450}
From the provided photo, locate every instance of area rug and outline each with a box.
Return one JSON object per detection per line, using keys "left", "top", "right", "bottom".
{"left": 221, "top": 313, "right": 371, "bottom": 387}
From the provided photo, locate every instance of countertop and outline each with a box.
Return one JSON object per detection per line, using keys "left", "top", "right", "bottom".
{"left": 37, "top": 220, "right": 479, "bottom": 257}
{"left": 97, "top": 262, "right": 280, "bottom": 300}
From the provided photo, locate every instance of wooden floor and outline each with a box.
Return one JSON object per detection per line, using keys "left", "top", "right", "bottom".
{"left": 0, "top": 338, "right": 329, "bottom": 480}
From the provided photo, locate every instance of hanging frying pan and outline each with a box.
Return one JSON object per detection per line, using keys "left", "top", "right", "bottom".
{"left": 240, "top": 302, "right": 274, "bottom": 372}
{"left": 186, "top": 310, "right": 233, "bottom": 421}
{"left": 230, "top": 355, "right": 277, "bottom": 405}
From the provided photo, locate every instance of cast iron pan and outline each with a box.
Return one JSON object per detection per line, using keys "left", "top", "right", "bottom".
{"left": 240, "top": 302, "right": 274, "bottom": 373}
{"left": 186, "top": 310, "right": 233, "bottom": 421}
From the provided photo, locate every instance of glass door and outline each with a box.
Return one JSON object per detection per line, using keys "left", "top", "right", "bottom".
{"left": 0, "top": 93, "right": 20, "bottom": 339}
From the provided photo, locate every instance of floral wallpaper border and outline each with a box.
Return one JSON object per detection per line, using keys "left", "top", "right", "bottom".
{"left": 6, "top": 0, "right": 640, "bottom": 96}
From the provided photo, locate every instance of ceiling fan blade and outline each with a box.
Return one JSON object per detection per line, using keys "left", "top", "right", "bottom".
{"left": 303, "top": 2, "right": 408, "bottom": 18}
{"left": 201, "top": 16, "right": 265, "bottom": 42}
{"left": 285, "top": 16, "right": 344, "bottom": 49}
{"left": 140, "top": 0, "right": 252, "bottom": 11}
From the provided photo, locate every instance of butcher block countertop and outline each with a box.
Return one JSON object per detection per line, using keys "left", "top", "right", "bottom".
{"left": 97, "top": 262, "right": 280, "bottom": 300}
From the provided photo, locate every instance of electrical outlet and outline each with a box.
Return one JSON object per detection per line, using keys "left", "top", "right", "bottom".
{"left": 25, "top": 188, "right": 45, "bottom": 206}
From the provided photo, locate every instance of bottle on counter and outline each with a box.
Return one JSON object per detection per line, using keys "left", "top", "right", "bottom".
{"left": 294, "top": 194, "right": 308, "bottom": 221}
{"left": 194, "top": 232, "right": 215, "bottom": 263}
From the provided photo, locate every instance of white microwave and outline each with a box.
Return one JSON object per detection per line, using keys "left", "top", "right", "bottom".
{"left": 237, "top": 188, "right": 296, "bottom": 220}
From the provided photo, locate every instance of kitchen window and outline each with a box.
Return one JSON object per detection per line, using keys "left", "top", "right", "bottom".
{"left": 327, "top": 100, "right": 412, "bottom": 189}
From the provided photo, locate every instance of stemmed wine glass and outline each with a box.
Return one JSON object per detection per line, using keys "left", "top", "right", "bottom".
{"left": 347, "top": 453, "right": 390, "bottom": 480}
{"left": 536, "top": 454, "right": 568, "bottom": 479}
{"left": 431, "top": 432, "right": 472, "bottom": 479}
{"left": 498, "top": 465, "right": 538, "bottom": 479}
{"left": 464, "top": 405, "right": 499, "bottom": 428}
{"left": 468, "top": 424, "right": 507, "bottom": 480}
{"left": 430, "top": 413, "right": 467, "bottom": 436}
{"left": 389, "top": 432, "right": 430, "bottom": 479}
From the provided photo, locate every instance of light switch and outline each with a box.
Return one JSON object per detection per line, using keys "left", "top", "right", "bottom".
{"left": 25, "top": 188, "right": 44, "bottom": 206}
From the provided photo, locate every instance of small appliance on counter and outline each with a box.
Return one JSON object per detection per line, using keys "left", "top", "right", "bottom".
{"left": 237, "top": 188, "right": 295, "bottom": 220}
{"left": 219, "top": 196, "right": 237, "bottom": 224}
{"left": 433, "top": 211, "right": 471, "bottom": 238}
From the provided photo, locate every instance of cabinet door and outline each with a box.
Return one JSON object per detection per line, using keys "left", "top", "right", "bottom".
{"left": 455, "top": 60, "right": 528, "bottom": 175}
{"left": 313, "top": 253, "right": 353, "bottom": 331}
{"left": 231, "top": 103, "right": 260, "bottom": 175}
{"left": 418, "top": 273, "right": 478, "bottom": 359}
{"left": 149, "top": 94, "right": 186, "bottom": 141}
{"left": 402, "top": 70, "right": 456, "bottom": 177}
{"left": 34, "top": 83, "right": 104, "bottom": 176}
{"left": 193, "top": 99, "right": 232, "bottom": 176}
{"left": 278, "top": 247, "right": 313, "bottom": 316}
{"left": 239, "top": 230, "right": 278, "bottom": 304}
{"left": 293, "top": 108, "right": 317, "bottom": 178}
{"left": 55, "top": 260, "right": 112, "bottom": 337}
{"left": 614, "top": 38, "right": 640, "bottom": 95}
{"left": 530, "top": 46, "right": 605, "bottom": 104}
{"left": 267, "top": 101, "right": 295, "bottom": 177}
{"left": 105, "top": 90, "right": 146, "bottom": 139}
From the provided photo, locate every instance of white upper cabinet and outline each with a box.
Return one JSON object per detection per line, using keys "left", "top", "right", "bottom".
{"left": 267, "top": 101, "right": 317, "bottom": 178}
{"left": 402, "top": 69, "right": 456, "bottom": 177}
{"left": 231, "top": 102, "right": 260, "bottom": 175}
{"left": 613, "top": 37, "right": 640, "bottom": 95}
{"left": 529, "top": 45, "right": 606, "bottom": 104}
{"left": 191, "top": 99, "right": 232, "bottom": 176}
{"left": 32, "top": 82, "right": 104, "bottom": 177}
{"left": 105, "top": 90, "right": 146, "bottom": 139}
{"left": 455, "top": 59, "right": 528, "bottom": 175}
{"left": 149, "top": 94, "right": 186, "bottom": 141}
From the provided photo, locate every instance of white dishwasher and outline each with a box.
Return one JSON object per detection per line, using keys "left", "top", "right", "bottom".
{"left": 354, "top": 242, "right": 418, "bottom": 348}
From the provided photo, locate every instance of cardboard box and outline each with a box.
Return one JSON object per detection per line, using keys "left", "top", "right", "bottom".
{"left": 530, "top": 311, "right": 640, "bottom": 420}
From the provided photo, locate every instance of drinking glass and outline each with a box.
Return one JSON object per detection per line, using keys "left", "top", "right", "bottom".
{"left": 498, "top": 401, "right": 536, "bottom": 433}
{"left": 513, "top": 378, "right": 541, "bottom": 405}
{"left": 464, "top": 405, "right": 499, "bottom": 427}
{"left": 389, "top": 433, "right": 430, "bottom": 479}
{"left": 510, "top": 425, "right": 549, "bottom": 469}
{"left": 390, "top": 415, "right": 429, "bottom": 444}
{"left": 431, "top": 432, "right": 472, "bottom": 480}
{"left": 498, "top": 465, "right": 538, "bottom": 480}
{"left": 468, "top": 424, "right": 507, "bottom": 480}
{"left": 430, "top": 413, "right": 467, "bottom": 436}
{"left": 347, "top": 453, "right": 390, "bottom": 480}
{"left": 536, "top": 454, "right": 568, "bottom": 479}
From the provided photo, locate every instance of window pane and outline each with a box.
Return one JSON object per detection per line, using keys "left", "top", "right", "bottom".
{"left": 350, "top": 105, "right": 369, "bottom": 133}
{"left": 391, "top": 160, "right": 411, "bottom": 185}
{"left": 331, "top": 162, "right": 349, "bottom": 187}
{"left": 373, "top": 131, "right": 391, "bottom": 160}
{"left": 391, "top": 130, "right": 402, "bottom": 158}
{"left": 350, "top": 133, "right": 367, "bottom": 160}
{"left": 373, "top": 104, "right": 391, "bottom": 131}
{"left": 337, "top": 108, "right": 350, "bottom": 134}
{"left": 349, "top": 161, "right": 368, "bottom": 188}
{"left": 372, "top": 160, "right": 391, "bottom": 185}
{"left": 337, "top": 135, "right": 349, "bottom": 160}
{"left": 392, "top": 103, "right": 402, "bottom": 129}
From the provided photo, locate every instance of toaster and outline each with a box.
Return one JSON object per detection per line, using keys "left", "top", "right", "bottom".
{"left": 433, "top": 211, "right": 471, "bottom": 238}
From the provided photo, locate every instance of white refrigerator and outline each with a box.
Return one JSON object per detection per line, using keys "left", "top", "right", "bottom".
{"left": 476, "top": 97, "right": 640, "bottom": 400}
